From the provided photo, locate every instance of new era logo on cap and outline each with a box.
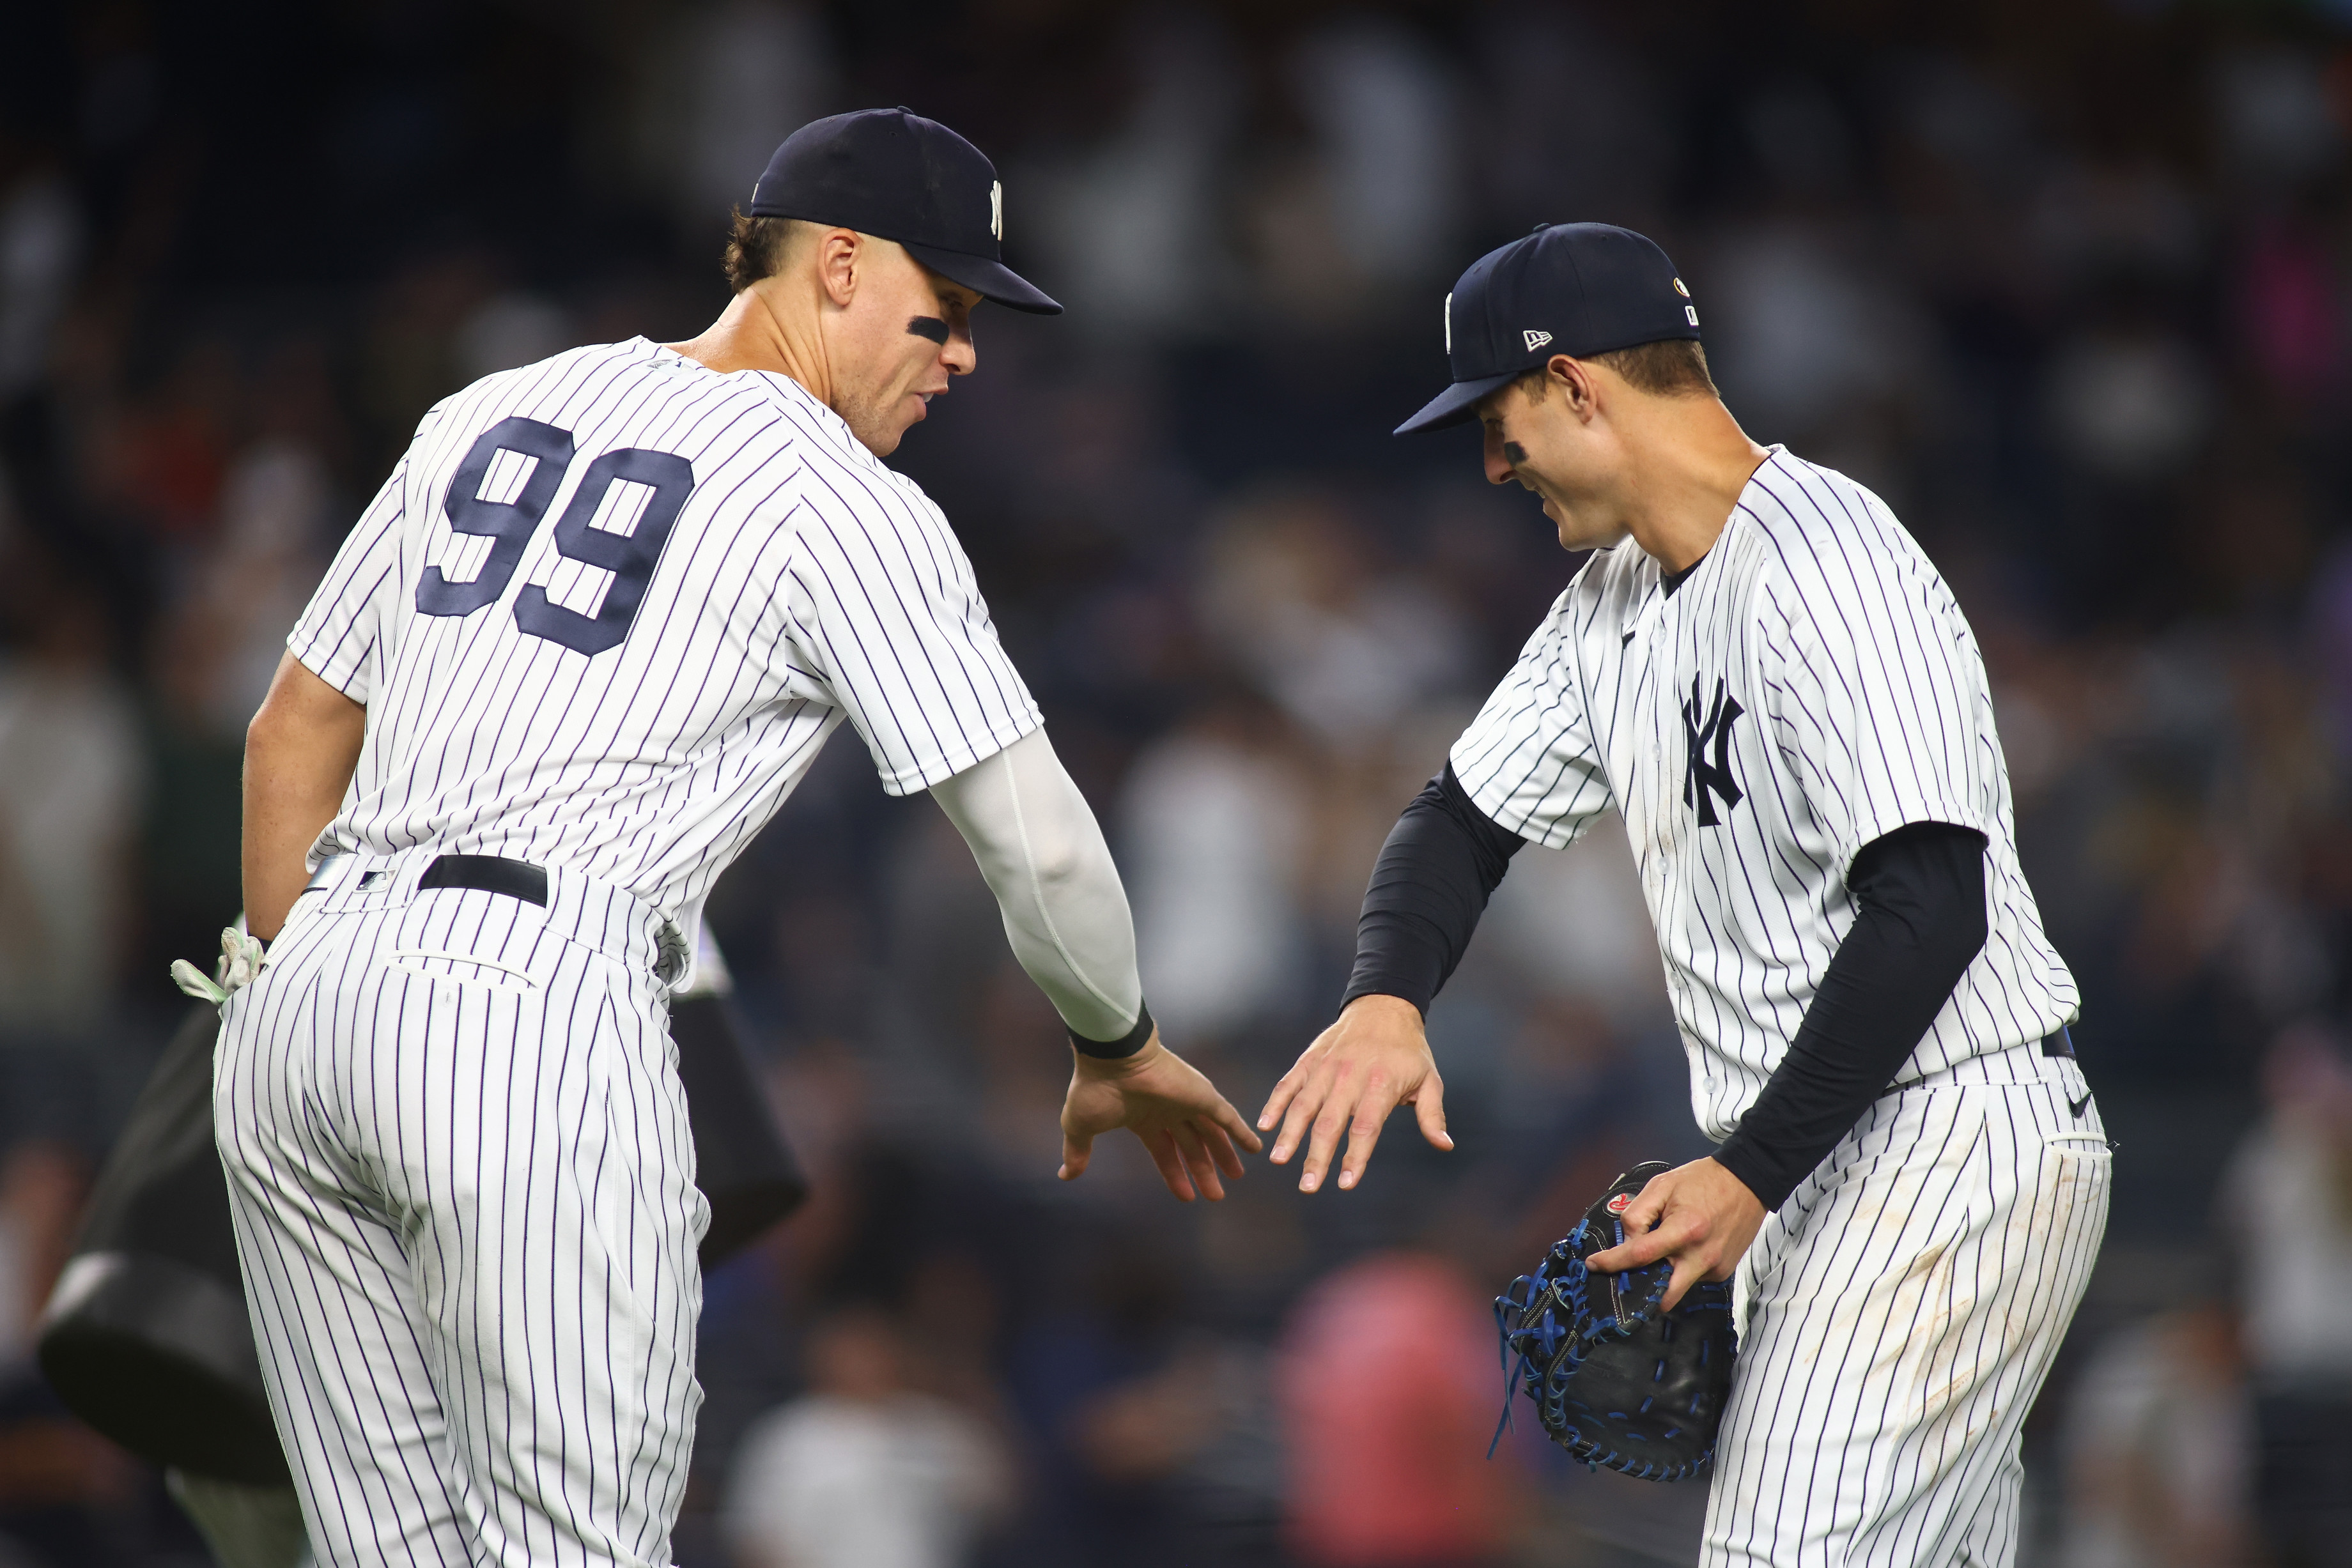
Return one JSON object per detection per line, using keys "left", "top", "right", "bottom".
{"left": 1524, "top": 330, "right": 1554, "bottom": 351}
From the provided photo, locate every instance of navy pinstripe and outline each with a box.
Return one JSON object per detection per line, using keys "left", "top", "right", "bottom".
{"left": 291, "top": 338, "right": 1042, "bottom": 981}
{"left": 218, "top": 851, "right": 703, "bottom": 1567}
{"left": 1452, "top": 447, "right": 2077, "bottom": 1137}
{"left": 229, "top": 339, "right": 1048, "bottom": 1566}
{"left": 1449, "top": 447, "right": 2106, "bottom": 1567}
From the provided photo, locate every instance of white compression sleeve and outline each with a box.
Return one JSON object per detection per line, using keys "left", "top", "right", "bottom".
{"left": 929, "top": 728, "right": 1145, "bottom": 1046}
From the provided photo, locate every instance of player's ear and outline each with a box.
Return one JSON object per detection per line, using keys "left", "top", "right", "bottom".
{"left": 1554, "top": 355, "right": 1600, "bottom": 422}
{"left": 816, "top": 228, "right": 860, "bottom": 309}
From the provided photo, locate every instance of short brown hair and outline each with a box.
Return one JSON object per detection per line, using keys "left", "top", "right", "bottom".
{"left": 1514, "top": 338, "right": 1718, "bottom": 401}
{"left": 722, "top": 209, "right": 825, "bottom": 293}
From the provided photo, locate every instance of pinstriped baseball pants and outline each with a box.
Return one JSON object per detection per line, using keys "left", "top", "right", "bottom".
{"left": 213, "top": 850, "right": 709, "bottom": 1568}
{"left": 1703, "top": 1044, "right": 2111, "bottom": 1568}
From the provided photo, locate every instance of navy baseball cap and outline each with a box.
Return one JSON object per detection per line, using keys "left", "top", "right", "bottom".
{"left": 1395, "top": 223, "right": 1699, "bottom": 434}
{"left": 750, "top": 108, "right": 1062, "bottom": 315}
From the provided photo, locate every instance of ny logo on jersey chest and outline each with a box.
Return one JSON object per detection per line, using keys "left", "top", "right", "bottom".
{"left": 1681, "top": 674, "right": 1745, "bottom": 826}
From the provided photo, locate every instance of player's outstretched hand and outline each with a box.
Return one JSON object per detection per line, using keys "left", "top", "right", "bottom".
{"left": 1060, "top": 1033, "right": 1263, "bottom": 1203}
{"left": 1582, "top": 1155, "right": 1767, "bottom": 1312}
{"left": 1257, "top": 994, "right": 1452, "bottom": 1194}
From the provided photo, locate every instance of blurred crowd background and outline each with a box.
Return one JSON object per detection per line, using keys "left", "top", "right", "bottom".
{"left": 2, "top": 0, "right": 2351, "bottom": 1564}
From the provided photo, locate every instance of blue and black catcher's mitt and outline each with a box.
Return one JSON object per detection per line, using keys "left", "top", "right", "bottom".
{"left": 1492, "top": 1161, "right": 1738, "bottom": 1480}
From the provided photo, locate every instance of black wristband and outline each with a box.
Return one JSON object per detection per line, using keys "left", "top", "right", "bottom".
{"left": 1071, "top": 1001, "right": 1154, "bottom": 1060}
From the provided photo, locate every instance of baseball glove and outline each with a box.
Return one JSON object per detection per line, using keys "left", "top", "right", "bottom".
{"left": 1492, "top": 1161, "right": 1738, "bottom": 1480}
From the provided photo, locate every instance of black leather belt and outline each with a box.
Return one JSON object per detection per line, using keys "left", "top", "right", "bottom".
{"left": 2041, "top": 1026, "right": 2075, "bottom": 1059}
{"left": 418, "top": 854, "right": 548, "bottom": 907}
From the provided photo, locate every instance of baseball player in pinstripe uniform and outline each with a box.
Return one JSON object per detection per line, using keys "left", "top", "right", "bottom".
{"left": 213, "top": 109, "right": 1258, "bottom": 1568}
{"left": 1259, "top": 224, "right": 2110, "bottom": 1566}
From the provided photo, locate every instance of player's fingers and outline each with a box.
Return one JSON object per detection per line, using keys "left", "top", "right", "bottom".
{"left": 1198, "top": 1117, "right": 1249, "bottom": 1180}
{"left": 1583, "top": 1237, "right": 1652, "bottom": 1273}
{"left": 1206, "top": 1093, "right": 1265, "bottom": 1159}
{"left": 1144, "top": 1127, "right": 1197, "bottom": 1203}
{"left": 1257, "top": 1059, "right": 1310, "bottom": 1134}
{"left": 1299, "top": 1071, "right": 1362, "bottom": 1194}
{"left": 1623, "top": 1172, "right": 1676, "bottom": 1233}
{"left": 1335, "top": 1074, "right": 1401, "bottom": 1191}
{"left": 1660, "top": 1250, "right": 1708, "bottom": 1314}
{"left": 1611, "top": 1195, "right": 1717, "bottom": 1273}
{"left": 1058, "top": 1125, "right": 1095, "bottom": 1182}
{"left": 1410, "top": 1074, "right": 1453, "bottom": 1151}
{"left": 1173, "top": 1124, "right": 1226, "bottom": 1203}
{"left": 1270, "top": 1064, "right": 1334, "bottom": 1165}
{"left": 1585, "top": 1212, "right": 1685, "bottom": 1272}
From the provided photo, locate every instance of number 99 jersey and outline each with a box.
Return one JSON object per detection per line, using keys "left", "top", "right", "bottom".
{"left": 292, "top": 338, "right": 1042, "bottom": 981}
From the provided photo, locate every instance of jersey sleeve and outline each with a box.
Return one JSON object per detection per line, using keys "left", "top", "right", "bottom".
{"left": 287, "top": 453, "right": 412, "bottom": 704}
{"left": 781, "top": 479, "right": 1042, "bottom": 796}
{"left": 1447, "top": 588, "right": 1613, "bottom": 850}
{"left": 1759, "top": 499, "right": 2003, "bottom": 874}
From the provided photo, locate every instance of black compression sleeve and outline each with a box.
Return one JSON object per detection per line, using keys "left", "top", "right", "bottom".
{"left": 1712, "top": 823, "right": 1990, "bottom": 1212}
{"left": 1341, "top": 764, "right": 1527, "bottom": 1015}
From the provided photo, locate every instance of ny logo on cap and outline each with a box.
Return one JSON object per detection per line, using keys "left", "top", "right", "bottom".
{"left": 990, "top": 181, "right": 1003, "bottom": 242}
{"left": 1524, "top": 329, "right": 1554, "bottom": 352}
{"left": 1443, "top": 291, "right": 1453, "bottom": 353}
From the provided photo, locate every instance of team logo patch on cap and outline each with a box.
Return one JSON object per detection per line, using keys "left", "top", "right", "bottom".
{"left": 989, "top": 180, "right": 1003, "bottom": 241}
{"left": 1524, "top": 329, "right": 1554, "bottom": 352}
{"left": 1673, "top": 277, "right": 1690, "bottom": 297}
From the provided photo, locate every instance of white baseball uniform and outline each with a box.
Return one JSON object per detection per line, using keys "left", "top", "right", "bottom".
{"left": 212, "top": 338, "right": 1088, "bottom": 1568}
{"left": 1453, "top": 448, "right": 2111, "bottom": 1566}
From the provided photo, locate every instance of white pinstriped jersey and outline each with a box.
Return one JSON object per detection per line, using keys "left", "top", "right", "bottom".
{"left": 290, "top": 337, "right": 1042, "bottom": 972}
{"left": 1452, "top": 447, "right": 2077, "bottom": 1142}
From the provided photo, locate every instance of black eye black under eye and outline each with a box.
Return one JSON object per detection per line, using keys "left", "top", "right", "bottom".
{"left": 905, "top": 316, "right": 950, "bottom": 345}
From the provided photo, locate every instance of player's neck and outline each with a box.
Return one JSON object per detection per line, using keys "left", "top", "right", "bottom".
{"left": 1616, "top": 401, "right": 1771, "bottom": 575}
{"left": 667, "top": 287, "right": 837, "bottom": 406}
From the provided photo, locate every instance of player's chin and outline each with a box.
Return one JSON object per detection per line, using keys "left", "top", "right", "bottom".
{"left": 867, "top": 408, "right": 923, "bottom": 455}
